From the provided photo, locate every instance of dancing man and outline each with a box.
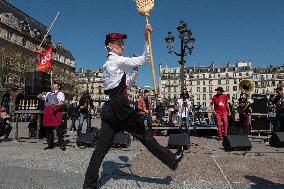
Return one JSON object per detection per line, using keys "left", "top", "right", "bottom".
{"left": 211, "top": 87, "right": 231, "bottom": 140}
{"left": 83, "top": 24, "right": 184, "bottom": 189}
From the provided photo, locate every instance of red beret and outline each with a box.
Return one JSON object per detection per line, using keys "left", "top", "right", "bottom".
{"left": 105, "top": 33, "right": 127, "bottom": 45}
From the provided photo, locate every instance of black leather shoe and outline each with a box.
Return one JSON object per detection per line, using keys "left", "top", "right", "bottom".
{"left": 60, "top": 142, "right": 66, "bottom": 151}
{"left": 169, "top": 146, "right": 184, "bottom": 171}
{"left": 61, "top": 146, "right": 66, "bottom": 151}
{"left": 44, "top": 146, "right": 54, "bottom": 150}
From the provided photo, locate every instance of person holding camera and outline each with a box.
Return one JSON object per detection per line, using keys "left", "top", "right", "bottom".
{"left": 77, "top": 91, "right": 94, "bottom": 136}
{"left": 271, "top": 86, "right": 284, "bottom": 131}
{"left": 155, "top": 98, "right": 165, "bottom": 124}
{"left": 68, "top": 102, "right": 79, "bottom": 132}
{"left": 137, "top": 89, "right": 153, "bottom": 131}
{"left": 176, "top": 92, "right": 192, "bottom": 133}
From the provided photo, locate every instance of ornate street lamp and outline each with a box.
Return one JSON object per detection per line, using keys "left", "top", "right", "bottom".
{"left": 165, "top": 20, "right": 195, "bottom": 97}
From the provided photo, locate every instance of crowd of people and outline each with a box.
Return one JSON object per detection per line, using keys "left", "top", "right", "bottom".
{"left": 2, "top": 80, "right": 283, "bottom": 145}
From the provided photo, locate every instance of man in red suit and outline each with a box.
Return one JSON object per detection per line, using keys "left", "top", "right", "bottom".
{"left": 211, "top": 87, "right": 231, "bottom": 140}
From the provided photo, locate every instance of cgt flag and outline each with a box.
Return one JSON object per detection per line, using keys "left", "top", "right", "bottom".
{"left": 37, "top": 46, "right": 52, "bottom": 72}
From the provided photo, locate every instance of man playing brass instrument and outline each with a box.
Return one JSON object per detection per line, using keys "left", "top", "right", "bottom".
{"left": 271, "top": 86, "right": 284, "bottom": 131}
{"left": 238, "top": 92, "right": 254, "bottom": 135}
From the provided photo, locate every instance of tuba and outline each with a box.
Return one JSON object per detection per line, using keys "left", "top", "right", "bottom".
{"left": 238, "top": 79, "right": 255, "bottom": 113}
{"left": 239, "top": 79, "right": 255, "bottom": 94}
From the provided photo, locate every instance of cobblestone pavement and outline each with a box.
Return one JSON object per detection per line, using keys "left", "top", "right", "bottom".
{"left": 0, "top": 119, "right": 284, "bottom": 189}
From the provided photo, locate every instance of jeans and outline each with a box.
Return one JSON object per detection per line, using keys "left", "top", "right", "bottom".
{"left": 145, "top": 114, "right": 153, "bottom": 131}
{"left": 178, "top": 116, "right": 190, "bottom": 132}
{"left": 77, "top": 113, "right": 91, "bottom": 135}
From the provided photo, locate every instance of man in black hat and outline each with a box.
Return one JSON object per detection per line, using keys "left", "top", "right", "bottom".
{"left": 83, "top": 24, "right": 184, "bottom": 189}
{"left": 211, "top": 87, "right": 231, "bottom": 140}
{"left": 272, "top": 86, "right": 284, "bottom": 131}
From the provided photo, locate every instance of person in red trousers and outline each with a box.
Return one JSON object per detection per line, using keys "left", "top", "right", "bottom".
{"left": 211, "top": 87, "right": 231, "bottom": 140}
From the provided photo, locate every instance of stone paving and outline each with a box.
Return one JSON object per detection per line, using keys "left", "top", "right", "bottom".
{"left": 0, "top": 119, "right": 284, "bottom": 189}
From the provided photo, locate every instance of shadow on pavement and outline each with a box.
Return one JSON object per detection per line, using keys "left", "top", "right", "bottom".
{"left": 245, "top": 175, "right": 284, "bottom": 189}
{"left": 97, "top": 156, "right": 173, "bottom": 188}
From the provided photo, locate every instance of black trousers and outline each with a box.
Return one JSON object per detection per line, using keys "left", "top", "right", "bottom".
{"left": 83, "top": 111, "right": 176, "bottom": 189}
{"left": 46, "top": 126, "right": 64, "bottom": 148}
{"left": 70, "top": 118, "right": 76, "bottom": 130}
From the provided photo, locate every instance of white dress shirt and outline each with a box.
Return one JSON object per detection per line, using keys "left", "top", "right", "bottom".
{"left": 176, "top": 98, "right": 192, "bottom": 118}
{"left": 102, "top": 42, "right": 150, "bottom": 90}
{"left": 42, "top": 90, "right": 65, "bottom": 103}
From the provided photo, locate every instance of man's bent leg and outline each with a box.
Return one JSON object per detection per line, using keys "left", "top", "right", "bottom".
{"left": 83, "top": 121, "right": 116, "bottom": 189}
{"left": 124, "top": 113, "right": 177, "bottom": 170}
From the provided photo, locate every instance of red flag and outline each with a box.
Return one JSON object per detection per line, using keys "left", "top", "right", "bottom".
{"left": 37, "top": 46, "right": 52, "bottom": 72}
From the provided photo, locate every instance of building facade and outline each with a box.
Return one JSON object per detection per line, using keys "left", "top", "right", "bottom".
{"left": 0, "top": 0, "right": 76, "bottom": 102}
{"left": 0, "top": 0, "right": 50, "bottom": 93}
{"left": 52, "top": 43, "right": 77, "bottom": 100}
{"left": 160, "top": 61, "right": 284, "bottom": 109}
{"left": 75, "top": 69, "right": 105, "bottom": 107}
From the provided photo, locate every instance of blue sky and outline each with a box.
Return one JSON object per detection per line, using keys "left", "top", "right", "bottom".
{"left": 8, "top": 0, "right": 284, "bottom": 87}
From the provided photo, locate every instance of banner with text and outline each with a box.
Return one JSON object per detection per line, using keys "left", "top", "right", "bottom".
{"left": 37, "top": 46, "right": 52, "bottom": 72}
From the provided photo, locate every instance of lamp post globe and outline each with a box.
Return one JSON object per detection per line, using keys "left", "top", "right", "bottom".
{"left": 165, "top": 32, "right": 174, "bottom": 53}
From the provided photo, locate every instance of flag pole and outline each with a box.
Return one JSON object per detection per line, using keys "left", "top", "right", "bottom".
{"left": 50, "top": 70, "right": 53, "bottom": 88}
{"left": 38, "top": 11, "right": 60, "bottom": 50}
{"left": 35, "top": 12, "right": 60, "bottom": 88}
